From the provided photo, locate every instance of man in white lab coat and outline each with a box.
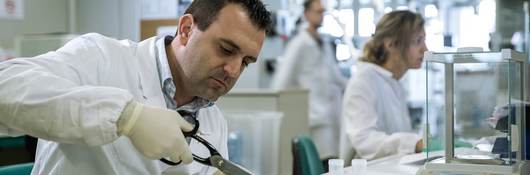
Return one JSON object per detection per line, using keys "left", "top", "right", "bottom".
{"left": 272, "top": 0, "right": 347, "bottom": 165}
{"left": 0, "top": 0, "right": 271, "bottom": 174}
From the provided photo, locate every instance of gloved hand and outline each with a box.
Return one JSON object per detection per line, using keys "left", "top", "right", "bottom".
{"left": 117, "top": 100, "right": 194, "bottom": 164}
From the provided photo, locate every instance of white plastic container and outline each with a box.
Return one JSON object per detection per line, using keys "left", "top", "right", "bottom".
{"left": 224, "top": 111, "right": 283, "bottom": 175}
{"left": 350, "top": 159, "right": 367, "bottom": 175}
{"left": 328, "top": 159, "right": 344, "bottom": 175}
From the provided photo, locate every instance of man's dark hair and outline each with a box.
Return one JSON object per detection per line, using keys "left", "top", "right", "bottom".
{"left": 303, "top": 0, "right": 319, "bottom": 12}
{"left": 184, "top": 0, "right": 272, "bottom": 32}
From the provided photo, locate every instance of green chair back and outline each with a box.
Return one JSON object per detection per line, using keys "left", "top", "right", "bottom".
{"left": 292, "top": 136, "right": 324, "bottom": 175}
{"left": 0, "top": 136, "right": 25, "bottom": 148}
{"left": 0, "top": 162, "right": 33, "bottom": 175}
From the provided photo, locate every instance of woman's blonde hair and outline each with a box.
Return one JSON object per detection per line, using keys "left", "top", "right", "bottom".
{"left": 361, "top": 10, "right": 424, "bottom": 65}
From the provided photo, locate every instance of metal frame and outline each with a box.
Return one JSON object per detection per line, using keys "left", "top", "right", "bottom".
{"left": 445, "top": 62, "right": 454, "bottom": 162}
{"left": 425, "top": 49, "right": 526, "bottom": 64}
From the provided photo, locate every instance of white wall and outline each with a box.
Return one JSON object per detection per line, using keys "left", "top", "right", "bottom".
{"left": 75, "top": 0, "right": 141, "bottom": 41}
{"left": 232, "top": 0, "right": 286, "bottom": 89}
{"left": 0, "top": 0, "right": 68, "bottom": 50}
{"left": 262, "top": 0, "right": 287, "bottom": 10}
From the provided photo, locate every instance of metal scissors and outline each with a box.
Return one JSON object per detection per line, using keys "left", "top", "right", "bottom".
{"left": 159, "top": 116, "right": 252, "bottom": 175}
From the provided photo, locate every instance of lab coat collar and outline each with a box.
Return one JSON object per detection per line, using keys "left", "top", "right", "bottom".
{"left": 155, "top": 36, "right": 173, "bottom": 92}
{"left": 299, "top": 29, "right": 322, "bottom": 49}
{"left": 154, "top": 36, "right": 214, "bottom": 112}
{"left": 155, "top": 36, "right": 178, "bottom": 109}
{"left": 358, "top": 61, "right": 394, "bottom": 79}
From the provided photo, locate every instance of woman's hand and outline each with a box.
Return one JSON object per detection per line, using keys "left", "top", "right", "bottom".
{"left": 415, "top": 139, "right": 423, "bottom": 153}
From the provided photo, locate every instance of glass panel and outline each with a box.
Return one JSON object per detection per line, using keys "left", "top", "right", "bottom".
{"left": 452, "top": 62, "right": 506, "bottom": 165}
{"left": 426, "top": 61, "right": 446, "bottom": 159}
{"left": 425, "top": 50, "right": 525, "bottom": 165}
{"left": 508, "top": 60, "right": 524, "bottom": 163}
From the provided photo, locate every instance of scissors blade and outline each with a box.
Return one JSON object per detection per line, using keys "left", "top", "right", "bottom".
{"left": 210, "top": 155, "right": 253, "bottom": 175}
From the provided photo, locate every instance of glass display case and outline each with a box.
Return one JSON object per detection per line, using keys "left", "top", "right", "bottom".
{"left": 424, "top": 49, "right": 529, "bottom": 174}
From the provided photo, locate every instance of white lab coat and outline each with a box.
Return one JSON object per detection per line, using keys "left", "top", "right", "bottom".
{"left": 0, "top": 33, "right": 228, "bottom": 175}
{"left": 340, "top": 62, "right": 420, "bottom": 161}
{"left": 272, "top": 29, "right": 347, "bottom": 158}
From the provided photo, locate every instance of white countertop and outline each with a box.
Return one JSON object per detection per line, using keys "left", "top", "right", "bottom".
{"left": 322, "top": 154, "right": 421, "bottom": 175}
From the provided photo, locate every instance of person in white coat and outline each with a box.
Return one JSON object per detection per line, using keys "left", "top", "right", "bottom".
{"left": 340, "top": 10, "right": 428, "bottom": 161}
{"left": 272, "top": 0, "right": 347, "bottom": 164}
{"left": 0, "top": 0, "right": 271, "bottom": 174}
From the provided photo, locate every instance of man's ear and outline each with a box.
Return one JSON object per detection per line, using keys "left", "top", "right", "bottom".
{"left": 177, "top": 14, "right": 194, "bottom": 45}
{"left": 303, "top": 11, "right": 310, "bottom": 20}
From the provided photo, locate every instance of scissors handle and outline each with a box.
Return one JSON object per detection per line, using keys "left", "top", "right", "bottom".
{"left": 159, "top": 134, "right": 221, "bottom": 166}
{"left": 159, "top": 116, "right": 223, "bottom": 166}
{"left": 160, "top": 155, "right": 212, "bottom": 166}
{"left": 159, "top": 117, "right": 200, "bottom": 166}
{"left": 160, "top": 157, "right": 182, "bottom": 166}
{"left": 190, "top": 134, "right": 221, "bottom": 164}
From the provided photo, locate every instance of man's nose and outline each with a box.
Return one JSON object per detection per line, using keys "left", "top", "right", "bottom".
{"left": 223, "top": 57, "right": 242, "bottom": 78}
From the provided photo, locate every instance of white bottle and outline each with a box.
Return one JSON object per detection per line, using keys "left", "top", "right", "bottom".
{"left": 328, "top": 159, "right": 344, "bottom": 175}
{"left": 351, "top": 159, "right": 367, "bottom": 175}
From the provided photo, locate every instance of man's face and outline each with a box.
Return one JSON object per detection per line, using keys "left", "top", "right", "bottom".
{"left": 305, "top": 0, "right": 325, "bottom": 27}
{"left": 177, "top": 4, "right": 265, "bottom": 101}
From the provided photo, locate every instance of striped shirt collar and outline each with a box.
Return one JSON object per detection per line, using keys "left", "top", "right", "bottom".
{"left": 154, "top": 35, "right": 214, "bottom": 113}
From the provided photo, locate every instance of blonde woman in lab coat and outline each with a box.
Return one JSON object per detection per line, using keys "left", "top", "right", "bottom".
{"left": 340, "top": 10, "right": 428, "bottom": 161}
{"left": 272, "top": 0, "right": 347, "bottom": 165}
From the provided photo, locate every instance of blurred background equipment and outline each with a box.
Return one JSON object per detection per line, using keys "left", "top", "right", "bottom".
{"left": 217, "top": 89, "right": 309, "bottom": 175}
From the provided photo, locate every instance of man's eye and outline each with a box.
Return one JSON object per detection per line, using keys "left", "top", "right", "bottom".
{"left": 221, "top": 46, "right": 233, "bottom": 55}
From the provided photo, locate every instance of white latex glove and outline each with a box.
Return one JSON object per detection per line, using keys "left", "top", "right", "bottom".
{"left": 117, "top": 100, "right": 194, "bottom": 164}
